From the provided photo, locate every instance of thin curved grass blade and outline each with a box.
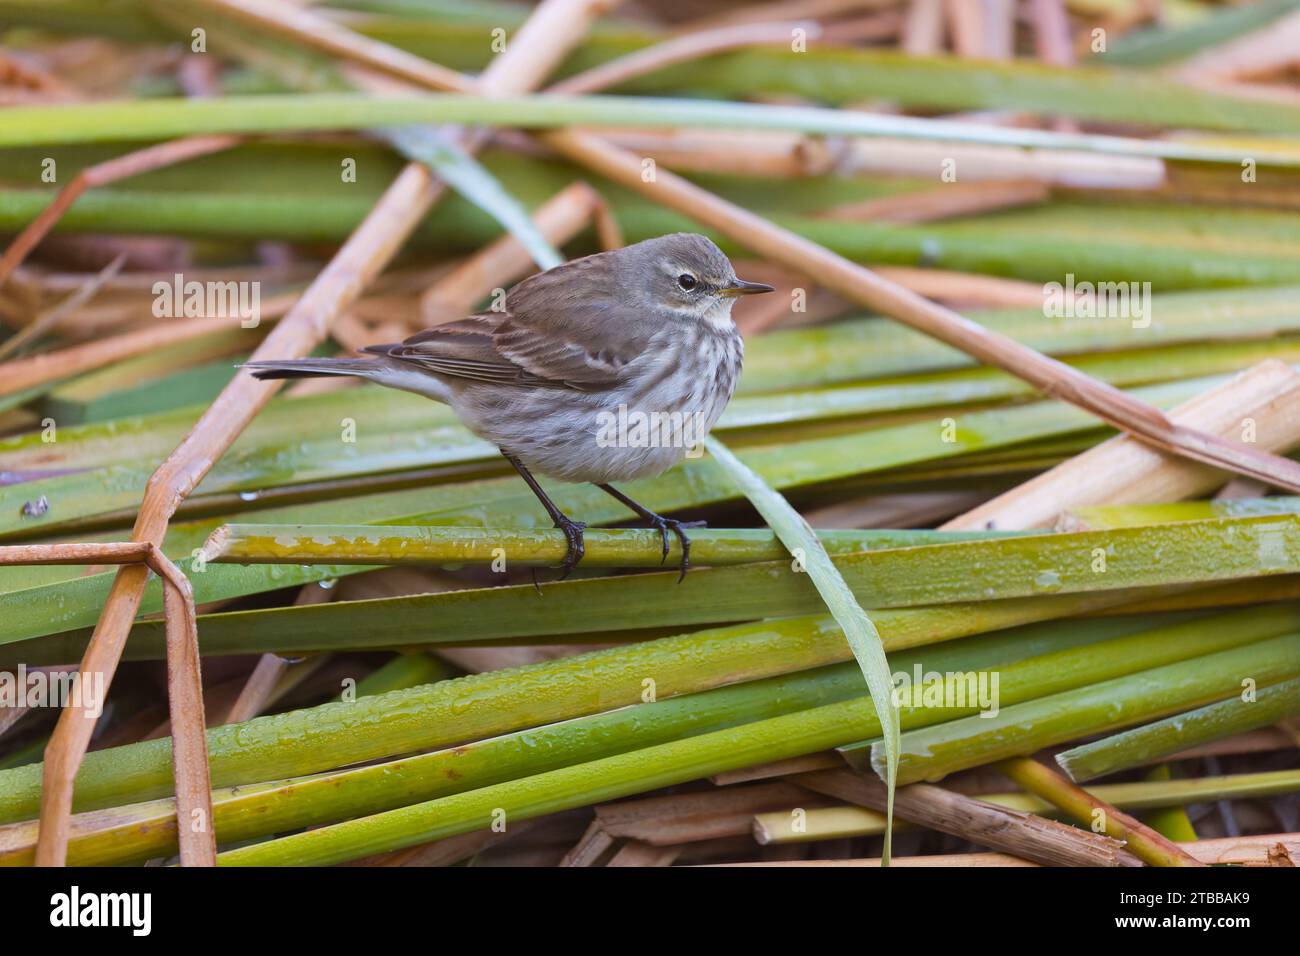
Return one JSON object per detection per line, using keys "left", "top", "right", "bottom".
{"left": 703, "top": 435, "right": 898, "bottom": 865}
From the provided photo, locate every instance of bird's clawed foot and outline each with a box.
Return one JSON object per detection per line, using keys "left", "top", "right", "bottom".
{"left": 553, "top": 515, "right": 587, "bottom": 581}
{"left": 594, "top": 484, "right": 706, "bottom": 583}
{"left": 646, "top": 515, "right": 706, "bottom": 583}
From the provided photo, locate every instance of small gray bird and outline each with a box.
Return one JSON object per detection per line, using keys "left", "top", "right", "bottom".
{"left": 245, "top": 233, "right": 773, "bottom": 578}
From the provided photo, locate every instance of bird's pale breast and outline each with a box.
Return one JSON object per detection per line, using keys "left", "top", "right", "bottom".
{"left": 452, "top": 324, "right": 742, "bottom": 484}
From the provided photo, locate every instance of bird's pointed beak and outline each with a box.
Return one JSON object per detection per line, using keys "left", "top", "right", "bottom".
{"left": 719, "top": 278, "right": 775, "bottom": 297}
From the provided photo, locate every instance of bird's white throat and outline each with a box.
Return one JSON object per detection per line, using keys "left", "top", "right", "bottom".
{"left": 669, "top": 295, "right": 737, "bottom": 332}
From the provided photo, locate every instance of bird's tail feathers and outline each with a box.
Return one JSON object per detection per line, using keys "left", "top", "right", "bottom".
{"left": 241, "top": 356, "right": 452, "bottom": 403}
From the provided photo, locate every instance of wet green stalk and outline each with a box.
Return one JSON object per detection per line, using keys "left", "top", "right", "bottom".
{"left": 199, "top": 524, "right": 1011, "bottom": 567}
{"left": 7, "top": 93, "right": 1298, "bottom": 165}
{"left": 1066, "top": 497, "right": 1300, "bottom": 529}
{"left": 1057, "top": 675, "right": 1300, "bottom": 782}
{"left": 214, "top": 698, "right": 872, "bottom": 866}
{"left": 867, "top": 633, "right": 1300, "bottom": 784}
{"left": 1139, "top": 765, "right": 1199, "bottom": 843}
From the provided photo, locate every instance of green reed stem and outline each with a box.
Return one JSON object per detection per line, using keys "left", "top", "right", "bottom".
{"left": 199, "top": 523, "right": 1008, "bottom": 567}
{"left": 1057, "top": 675, "right": 1300, "bottom": 782}
{"left": 868, "top": 634, "right": 1300, "bottom": 784}
{"left": 6, "top": 93, "right": 1297, "bottom": 164}
{"left": 60, "top": 512, "right": 1300, "bottom": 664}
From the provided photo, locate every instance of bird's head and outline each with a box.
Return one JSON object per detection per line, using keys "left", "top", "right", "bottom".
{"left": 623, "top": 233, "right": 774, "bottom": 327}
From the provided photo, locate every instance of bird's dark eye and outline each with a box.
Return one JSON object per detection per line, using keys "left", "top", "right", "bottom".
{"left": 677, "top": 273, "right": 697, "bottom": 291}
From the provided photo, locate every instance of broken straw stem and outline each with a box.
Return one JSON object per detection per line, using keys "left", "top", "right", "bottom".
{"left": 996, "top": 756, "right": 1204, "bottom": 867}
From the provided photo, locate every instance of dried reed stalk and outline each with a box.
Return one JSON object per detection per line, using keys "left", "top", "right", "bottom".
{"left": 538, "top": 127, "right": 1164, "bottom": 185}
{"left": 997, "top": 757, "right": 1203, "bottom": 867}
{"left": 0, "top": 540, "right": 214, "bottom": 865}
{"left": 0, "top": 253, "right": 126, "bottom": 360}
{"left": 220, "top": 655, "right": 291, "bottom": 727}
{"left": 838, "top": 138, "right": 1164, "bottom": 188}
{"left": 461, "top": 642, "right": 598, "bottom": 671}
{"left": 1171, "top": 10, "right": 1300, "bottom": 83}
{"left": 818, "top": 178, "right": 1050, "bottom": 223}
{"left": 153, "top": 548, "right": 214, "bottom": 867}
{"left": 945, "top": 0, "right": 985, "bottom": 58}
{"left": 982, "top": 0, "right": 1016, "bottom": 60}
{"left": 1164, "top": 727, "right": 1297, "bottom": 762}
{"left": 869, "top": 267, "right": 1046, "bottom": 307}
{"left": 683, "top": 0, "right": 890, "bottom": 32}
{"left": 0, "top": 305, "right": 287, "bottom": 399}
{"left": 796, "top": 770, "right": 1139, "bottom": 867}
{"left": 560, "top": 820, "right": 617, "bottom": 867}
{"left": 903, "top": 0, "right": 945, "bottom": 54}
{"left": 594, "top": 783, "right": 814, "bottom": 844}
{"left": 195, "top": 0, "right": 471, "bottom": 91}
{"left": 1178, "top": 833, "right": 1299, "bottom": 866}
{"left": 606, "top": 841, "right": 682, "bottom": 866}
{"left": 358, "top": 818, "right": 546, "bottom": 867}
{"left": 944, "top": 360, "right": 1300, "bottom": 530}
{"left": 1029, "top": 0, "right": 1075, "bottom": 67}
{"left": 0, "top": 542, "right": 151, "bottom": 565}
{"left": 588, "top": 128, "right": 836, "bottom": 177}
{"left": 549, "top": 21, "right": 815, "bottom": 96}
{"left": 821, "top": 8, "right": 906, "bottom": 44}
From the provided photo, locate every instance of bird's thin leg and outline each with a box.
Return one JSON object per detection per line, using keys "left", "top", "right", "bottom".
{"left": 502, "top": 451, "right": 585, "bottom": 579}
{"left": 596, "top": 483, "right": 704, "bottom": 582}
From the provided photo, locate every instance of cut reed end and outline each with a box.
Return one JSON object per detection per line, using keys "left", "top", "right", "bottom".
{"left": 195, "top": 524, "right": 231, "bottom": 568}
{"left": 1053, "top": 751, "right": 1089, "bottom": 783}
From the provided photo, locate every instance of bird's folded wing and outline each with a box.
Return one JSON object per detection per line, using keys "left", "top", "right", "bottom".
{"left": 366, "top": 310, "right": 647, "bottom": 391}
{"left": 365, "top": 316, "right": 540, "bottom": 386}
